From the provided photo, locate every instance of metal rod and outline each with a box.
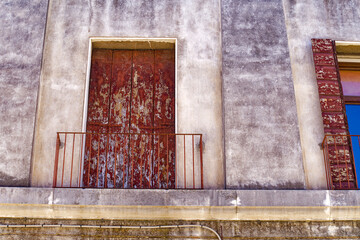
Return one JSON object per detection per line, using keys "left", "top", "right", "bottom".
{"left": 184, "top": 135, "right": 186, "bottom": 189}
{"left": 175, "top": 135, "right": 177, "bottom": 189}
{"left": 78, "top": 134, "right": 84, "bottom": 188}
{"left": 344, "top": 140, "right": 350, "bottom": 188}
{"left": 140, "top": 134, "right": 143, "bottom": 188}
{"left": 53, "top": 133, "right": 60, "bottom": 188}
{"left": 355, "top": 136, "right": 360, "bottom": 188}
{"left": 192, "top": 135, "right": 195, "bottom": 189}
{"left": 322, "top": 137, "right": 330, "bottom": 189}
{"left": 114, "top": 134, "right": 118, "bottom": 188}
{"left": 57, "top": 131, "right": 202, "bottom": 136}
{"left": 96, "top": 134, "right": 100, "bottom": 188}
{"left": 61, "top": 133, "right": 67, "bottom": 187}
{"left": 131, "top": 135, "right": 134, "bottom": 189}
{"left": 166, "top": 134, "right": 169, "bottom": 188}
{"left": 122, "top": 135, "right": 126, "bottom": 189}
{"left": 87, "top": 134, "right": 92, "bottom": 187}
{"left": 157, "top": 135, "right": 160, "bottom": 188}
{"left": 200, "top": 134, "right": 203, "bottom": 189}
{"left": 105, "top": 132, "right": 110, "bottom": 188}
{"left": 70, "top": 133, "right": 75, "bottom": 187}
{"left": 149, "top": 134, "right": 152, "bottom": 189}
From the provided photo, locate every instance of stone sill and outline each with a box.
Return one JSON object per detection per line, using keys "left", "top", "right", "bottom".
{"left": 0, "top": 188, "right": 359, "bottom": 221}
{"left": 1, "top": 188, "right": 360, "bottom": 206}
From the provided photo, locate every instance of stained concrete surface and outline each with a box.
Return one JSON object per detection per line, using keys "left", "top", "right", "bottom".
{"left": 1, "top": 188, "right": 360, "bottom": 238}
{"left": 283, "top": 0, "right": 360, "bottom": 189}
{"left": 2, "top": 187, "right": 360, "bottom": 207}
{"left": 222, "top": 0, "right": 305, "bottom": 189}
{"left": 1, "top": 219, "right": 360, "bottom": 240}
{"left": 32, "top": 0, "right": 224, "bottom": 188}
{"left": 0, "top": 0, "right": 48, "bottom": 186}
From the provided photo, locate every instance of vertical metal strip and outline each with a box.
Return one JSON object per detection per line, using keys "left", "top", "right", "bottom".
{"left": 61, "top": 133, "right": 67, "bottom": 187}
{"left": 166, "top": 134, "right": 169, "bottom": 188}
{"left": 96, "top": 134, "right": 100, "bottom": 188}
{"left": 70, "top": 133, "right": 75, "bottom": 187}
{"left": 87, "top": 133, "right": 92, "bottom": 187}
{"left": 53, "top": 133, "right": 60, "bottom": 188}
{"left": 78, "top": 133, "right": 84, "bottom": 187}
{"left": 184, "top": 135, "right": 186, "bottom": 189}
{"left": 192, "top": 135, "right": 195, "bottom": 188}
{"left": 200, "top": 134, "right": 204, "bottom": 189}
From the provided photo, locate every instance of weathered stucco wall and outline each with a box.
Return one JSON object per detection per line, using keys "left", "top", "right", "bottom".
{"left": 283, "top": 0, "right": 360, "bottom": 189}
{"left": 0, "top": 0, "right": 48, "bottom": 186}
{"left": 1, "top": 188, "right": 360, "bottom": 238}
{"left": 32, "top": 0, "right": 224, "bottom": 188}
{"left": 222, "top": 0, "right": 305, "bottom": 189}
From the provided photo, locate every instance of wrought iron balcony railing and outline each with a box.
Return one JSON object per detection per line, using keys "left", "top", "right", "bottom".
{"left": 322, "top": 134, "right": 358, "bottom": 190}
{"left": 53, "top": 132, "right": 203, "bottom": 189}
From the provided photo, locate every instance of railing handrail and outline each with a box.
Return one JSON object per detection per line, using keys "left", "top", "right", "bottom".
{"left": 54, "top": 132, "right": 204, "bottom": 189}
{"left": 322, "top": 134, "right": 358, "bottom": 190}
{"left": 57, "top": 131, "right": 202, "bottom": 136}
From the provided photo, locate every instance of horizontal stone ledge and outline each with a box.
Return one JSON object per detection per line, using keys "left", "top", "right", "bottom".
{"left": 1, "top": 187, "right": 360, "bottom": 207}
{"left": 0, "top": 204, "right": 360, "bottom": 221}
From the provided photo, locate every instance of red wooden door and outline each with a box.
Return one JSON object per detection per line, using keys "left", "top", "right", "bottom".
{"left": 84, "top": 49, "right": 175, "bottom": 189}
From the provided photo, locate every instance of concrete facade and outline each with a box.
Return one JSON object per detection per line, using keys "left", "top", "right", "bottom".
{"left": 1, "top": 0, "right": 360, "bottom": 238}
{"left": 1, "top": 188, "right": 360, "bottom": 239}
{"left": 222, "top": 0, "right": 305, "bottom": 189}
{"left": 0, "top": 0, "right": 48, "bottom": 186}
{"left": 31, "top": 0, "right": 224, "bottom": 188}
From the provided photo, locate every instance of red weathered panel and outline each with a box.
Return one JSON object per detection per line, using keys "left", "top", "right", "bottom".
{"left": 313, "top": 53, "right": 335, "bottom": 66}
{"left": 311, "top": 39, "right": 333, "bottom": 53}
{"left": 315, "top": 66, "right": 338, "bottom": 81}
{"left": 319, "top": 96, "right": 343, "bottom": 112}
{"left": 84, "top": 49, "right": 176, "bottom": 189}
{"left": 110, "top": 50, "right": 132, "bottom": 130}
{"left": 317, "top": 80, "right": 340, "bottom": 96}
{"left": 83, "top": 126, "right": 108, "bottom": 187}
{"left": 312, "top": 38, "right": 357, "bottom": 189}
{"left": 324, "top": 128, "right": 348, "bottom": 135}
{"left": 327, "top": 145, "right": 351, "bottom": 164}
{"left": 107, "top": 50, "right": 133, "bottom": 188}
{"left": 130, "top": 50, "right": 155, "bottom": 188}
{"left": 330, "top": 165, "right": 355, "bottom": 182}
{"left": 153, "top": 50, "right": 176, "bottom": 188}
{"left": 87, "top": 49, "right": 112, "bottom": 124}
{"left": 322, "top": 112, "right": 346, "bottom": 129}
{"left": 84, "top": 49, "right": 112, "bottom": 187}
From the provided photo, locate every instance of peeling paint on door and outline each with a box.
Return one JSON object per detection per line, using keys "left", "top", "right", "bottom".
{"left": 84, "top": 49, "right": 175, "bottom": 188}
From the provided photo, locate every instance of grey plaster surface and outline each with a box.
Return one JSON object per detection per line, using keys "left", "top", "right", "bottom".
{"left": 1, "top": 187, "right": 359, "bottom": 207}
{"left": 32, "top": 0, "right": 224, "bottom": 188}
{"left": 0, "top": 0, "right": 48, "bottom": 186}
{"left": 0, "top": 218, "right": 360, "bottom": 240}
{"left": 283, "top": 0, "right": 360, "bottom": 189}
{"left": 221, "top": 0, "right": 305, "bottom": 189}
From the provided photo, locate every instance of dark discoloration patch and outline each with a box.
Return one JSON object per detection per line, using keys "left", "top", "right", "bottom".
{"left": 0, "top": 171, "right": 28, "bottom": 187}
{"left": 236, "top": 181, "right": 306, "bottom": 190}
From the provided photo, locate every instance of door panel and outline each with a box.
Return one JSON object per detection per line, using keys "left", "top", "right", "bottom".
{"left": 108, "top": 50, "right": 132, "bottom": 188}
{"left": 153, "top": 50, "right": 176, "bottom": 188}
{"left": 83, "top": 49, "right": 112, "bottom": 187}
{"left": 130, "top": 50, "right": 155, "bottom": 188}
{"left": 84, "top": 49, "right": 175, "bottom": 188}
